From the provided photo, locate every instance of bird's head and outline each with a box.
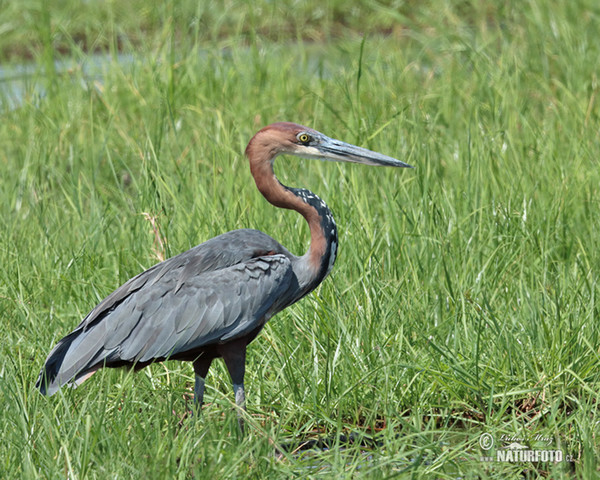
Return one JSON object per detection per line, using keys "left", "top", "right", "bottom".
{"left": 245, "top": 122, "right": 413, "bottom": 168}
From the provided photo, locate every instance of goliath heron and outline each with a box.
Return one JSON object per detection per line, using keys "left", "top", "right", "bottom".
{"left": 36, "top": 122, "right": 412, "bottom": 427}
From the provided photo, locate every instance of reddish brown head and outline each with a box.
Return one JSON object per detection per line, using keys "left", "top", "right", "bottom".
{"left": 244, "top": 121, "right": 411, "bottom": 209}
{"left": 245, "top": 121, "right": 412, "bottom": 168}
{"left": 245, "top": 122, "right": 316, "bottom": 167}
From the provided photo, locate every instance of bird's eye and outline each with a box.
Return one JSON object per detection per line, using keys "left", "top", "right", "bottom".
{"left": 298, "top": 133, "right": 311, "bottom": 144}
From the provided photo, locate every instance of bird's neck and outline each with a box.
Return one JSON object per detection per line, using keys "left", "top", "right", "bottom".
{"left": 250, "top": 161, "right": 338, "bottom": 287}
{"left": 288, "top": 186, "right": 338, "bottom": 286}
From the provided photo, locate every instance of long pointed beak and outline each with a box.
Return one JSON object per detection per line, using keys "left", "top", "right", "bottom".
{"left": 305, "top": 136, "right": 413, "bottom": 168}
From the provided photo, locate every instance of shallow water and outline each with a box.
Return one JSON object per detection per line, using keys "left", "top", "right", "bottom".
{"left": 0, "top": 53, "right": 134, "bottom": 111}
{"left": 0, "top": 43, "right": 334, "bottom": 112}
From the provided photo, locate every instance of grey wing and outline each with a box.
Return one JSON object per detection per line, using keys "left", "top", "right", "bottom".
{"left": 113, "top": 254, "right": 295, "bottom": 362}
{"left": 39, "top": 254, "right": 295, "bottom": 394}
{"left": 74, "top": 229, "right": 292, "bottom": 333}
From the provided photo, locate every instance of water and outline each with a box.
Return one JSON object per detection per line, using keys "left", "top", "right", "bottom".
{"left": 0, "top": 53, "right": 134, "bottom": 111}
{"left": 0, "top": 43, "right": 333, "bottom": 112}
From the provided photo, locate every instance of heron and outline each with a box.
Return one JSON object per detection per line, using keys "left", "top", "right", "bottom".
{"left": 36, "top": 122, "right": 412, "bottom": 428}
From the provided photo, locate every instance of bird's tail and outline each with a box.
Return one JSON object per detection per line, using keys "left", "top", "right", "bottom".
{"left": 36, "top": 329, "right": 101, "bottom": 396}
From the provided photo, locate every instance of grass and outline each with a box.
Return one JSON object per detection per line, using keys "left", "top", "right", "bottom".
{"left": 1, "top": 0, "right": 599, "bottom": 477}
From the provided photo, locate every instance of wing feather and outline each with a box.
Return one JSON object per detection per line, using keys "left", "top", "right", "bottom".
{"left": 115, "top": 255, "right": 293, "bottom": 362}
{"left": 38, "top": 253, "right": 295, "bottom": 394}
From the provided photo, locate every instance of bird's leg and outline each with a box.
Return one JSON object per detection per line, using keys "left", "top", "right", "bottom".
{"left": 194, "top": 376, "right": 205, "bottom": 408}
{"left": 192, "top": 356, "right": 213, "bottom": 413}
{"left": 221, "top": 340, "right": 247, "bottom": 432}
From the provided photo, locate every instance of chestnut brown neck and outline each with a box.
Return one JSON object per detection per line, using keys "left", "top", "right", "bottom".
{"left": 246, "top": 136, "right": 338, "bottom": 285}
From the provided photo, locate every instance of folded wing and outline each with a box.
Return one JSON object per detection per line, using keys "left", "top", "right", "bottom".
{"left": 37, "top": 230, "right": 295, "bottom": 395}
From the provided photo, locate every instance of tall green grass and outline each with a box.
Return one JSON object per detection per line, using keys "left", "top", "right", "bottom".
{"left": 1, "top": 0, "right": 599, "bottom": 478}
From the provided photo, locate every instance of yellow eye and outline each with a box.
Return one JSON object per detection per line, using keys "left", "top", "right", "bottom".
{"left": 298, "top": 133, "right": 310, "bottom": 144}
